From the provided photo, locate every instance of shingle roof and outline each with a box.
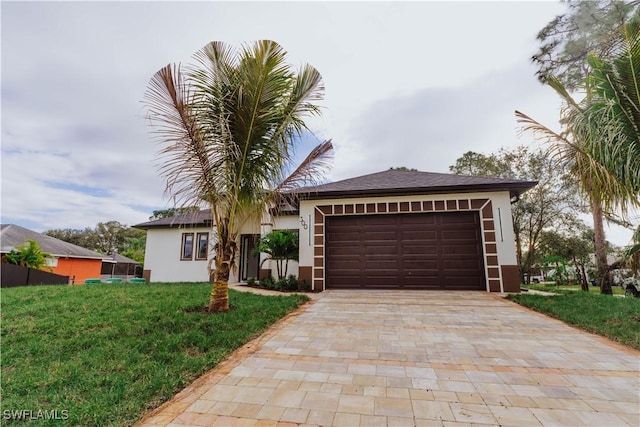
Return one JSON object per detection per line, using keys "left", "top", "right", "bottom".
{"left": 103, "top": 253, "right": 141, "bottom": 264}
{"left": 0, "top": 224, "right": 107, "bottom": 260}
{"left": 133, "top": 209, "right": 213, "bottom": 229}
{"left": 134, "top": 171, "right": 537, "bottom": 228}
{"left": 298, "top": 169, "right": 537, "bottom": 199}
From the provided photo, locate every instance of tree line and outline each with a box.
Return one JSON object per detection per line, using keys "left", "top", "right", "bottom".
{"left": 449, "top": 1, "right": 640, "bottom": 293}
{"left": 450, "top": 147, "right": 611, "bottom": 289}
{"left": 44, "top": 221, "right": 146, "bottom": 263}
{"left": 519, "top": 0, "right": 640, "bottom": 294}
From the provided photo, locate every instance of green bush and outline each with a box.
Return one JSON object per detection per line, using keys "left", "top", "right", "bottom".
{"left": 255, "top": 275, "right": 309, "bottom": 292}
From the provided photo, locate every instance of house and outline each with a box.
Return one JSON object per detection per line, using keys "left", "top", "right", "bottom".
{"left": 135, "top": 169, "right": 536, "bottom": 292}
{"left": 0, "top": 224, "right": 107, "bottom": 284}
{"left": 100, "top": 253, "right": 141, "bottom": 281}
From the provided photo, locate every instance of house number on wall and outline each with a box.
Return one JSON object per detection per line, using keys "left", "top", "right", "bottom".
{"left": 300, "top": 215, "right": 311, "bottom": 246}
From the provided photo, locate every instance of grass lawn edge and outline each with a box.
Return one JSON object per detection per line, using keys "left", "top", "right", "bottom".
{"left": 506, "top": 291, "right": 640, "bottom": 351}
{"left": 135, "top": 295, "right": 314, "bottom": 425}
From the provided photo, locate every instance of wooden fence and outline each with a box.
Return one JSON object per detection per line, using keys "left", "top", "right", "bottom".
{"left": 1, "top": 263, "right": 69, "bottom": 288}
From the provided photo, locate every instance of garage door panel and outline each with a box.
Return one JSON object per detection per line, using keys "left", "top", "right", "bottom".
{"left": 442, "top": 244, "right": 482, "bottom": 255}
{"left": 403, "top": 277, "right": 441, "bottom": 287}
{"left": 442, "top": 227, "right": 478, "bottom": 236}
{"left": 365, "top": 261, "right": 398, "bottom": 270}
{"left": 401, "top": 214, "right": 436, "bottom": 225}
{"left": 365, "top": 277, "right": 401, "bottom": 286}
{"left": 363, "top": 229, "right": 398, "bottom": 239}
{"left": 402, "top": 258, "right": 439, "bottom": 271}
{"left": 364, "top": 242, "right": 400, "bottom": 257}
{"left": 403, "top": 245, "right": 438, "bottom": 255}
{"left": 441, "top": 213, "right": 480, "bottom": 224}
{"left": 330, "top": 277, "right": 360, "bottom": 287}
{"left": 359, "top": 216, "right": 396, "bottom": 226}
{"left": 329, "top": 232, "right": 361, "bottom": 242}
{"left": 325, "top": 212, "right": 485, "bottom": 290}
{"left": 328, "top": 261, "right": 361, "bottom": 270}
{"left": 443, "top": 276, "right": 485, "bottom": 288}
{"left": 443, "top": 258, "right": 483, "bottom": 268}
{"left": 400, "top": 230, "right": 437, "bottom": 240}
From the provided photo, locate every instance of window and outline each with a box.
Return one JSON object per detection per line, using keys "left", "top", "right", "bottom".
{"left": 181, "top": 233, "right": 194, "bottom": 260}
{"left": 195, "top": 233, "right": 209, "bottom": 260}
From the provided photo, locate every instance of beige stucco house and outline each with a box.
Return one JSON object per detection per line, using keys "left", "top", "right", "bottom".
{"left": 135, "top": 169, "right": 536, "bottom": 292}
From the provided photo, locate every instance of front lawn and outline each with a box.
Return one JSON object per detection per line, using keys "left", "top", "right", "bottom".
{"left": 508, "top": 291, "right": 640, "bottom": 350}
{"left": 1, "top": 282, "right": 308, "bottom": 426}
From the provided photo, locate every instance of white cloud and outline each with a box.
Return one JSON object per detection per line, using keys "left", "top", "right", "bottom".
{"left": 1, "top": 1, "right": 634, "bottom": 245}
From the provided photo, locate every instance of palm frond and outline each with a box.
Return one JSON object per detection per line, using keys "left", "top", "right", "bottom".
{"left": 143, "top": 64, "right": 219, "bottom": 209}
{"left": 275, "top": 139, "right": 334, "bottom": 193}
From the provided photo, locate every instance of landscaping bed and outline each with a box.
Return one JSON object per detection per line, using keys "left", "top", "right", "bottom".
{"left": 508, "top": 290, "right": 640, "bottom": 350}
{"left": 1, "top": 282, "right": 308, "bottom": 426}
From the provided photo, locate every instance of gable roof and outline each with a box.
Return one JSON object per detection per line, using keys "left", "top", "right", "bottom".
{"left": 0, "top": 224, "right": 107, "bottom": 260}
{"left": 103, "top": 252, "right": 141, "bottom": 264}
{"left": 298, "top": 169, "right": 537, "bottom": 200}
{"left": 133, "top": 209, "right": 213, "bottom": 229}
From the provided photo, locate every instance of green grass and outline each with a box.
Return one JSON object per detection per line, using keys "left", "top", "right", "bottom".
{"left": 508, "top": 291, "right": 640, "bottom": 350}
{"left": 1, "top": 282, "right": 309, "bottom": 426}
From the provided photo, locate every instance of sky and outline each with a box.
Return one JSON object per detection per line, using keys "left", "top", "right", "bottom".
{"left": 1, "top": 0, "right": 636, "bottom": 246}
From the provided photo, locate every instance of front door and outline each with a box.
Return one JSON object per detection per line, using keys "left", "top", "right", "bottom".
{"left": 240, "top": 234, "right": 260, "bottom": 281}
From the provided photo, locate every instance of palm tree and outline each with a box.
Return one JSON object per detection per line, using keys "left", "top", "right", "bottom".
{"left": 144, "top": 40, "right": 332, "bottom": 312}
{"left": 254, "top": 230, "right": 299, "bottom": 280}
{"left": 516, "top": 22, "right": 640, "bottom": 294}
{"left": 3, "top": 240, "right": 53, "bottom": 271}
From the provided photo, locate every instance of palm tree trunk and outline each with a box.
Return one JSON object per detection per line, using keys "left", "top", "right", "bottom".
{"left": 208, "top": 242, "right": 231, "bottom": 312}
{"left": 591, "top": 194, "right": 612, "bottom": 295}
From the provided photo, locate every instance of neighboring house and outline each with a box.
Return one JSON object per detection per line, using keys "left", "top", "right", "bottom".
{"left": 101, "top": 253, "right": 141, "bottom": 281}
{"left": 135, "top": 169, "right": 536, "bottom": 292}
{"left": 0, "top": 224, "right": 107, "bottom": 284}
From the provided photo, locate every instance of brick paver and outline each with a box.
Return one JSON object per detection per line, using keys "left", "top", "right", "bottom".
{"left": 138, "top": 291, "right": 640, "bottom": 426}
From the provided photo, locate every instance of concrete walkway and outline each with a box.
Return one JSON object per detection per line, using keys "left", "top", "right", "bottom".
{"left": 139, "top": 291, "right": 639, "bottom": 427}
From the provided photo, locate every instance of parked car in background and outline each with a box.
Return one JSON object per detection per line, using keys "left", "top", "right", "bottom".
{"left": 622, "top": 276, "right": 640, "bottom": 298}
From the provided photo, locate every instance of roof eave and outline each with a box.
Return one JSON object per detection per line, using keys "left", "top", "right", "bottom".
{"left": 299, "top": 182, "right": 538, "bottom": 201}
{"left": 133, "top": 221, "right": 212, "bottom": 230}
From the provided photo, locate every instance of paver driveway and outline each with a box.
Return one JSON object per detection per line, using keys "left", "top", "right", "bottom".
{"left": 139, "top": 291, "right": 639, "bottom": 427}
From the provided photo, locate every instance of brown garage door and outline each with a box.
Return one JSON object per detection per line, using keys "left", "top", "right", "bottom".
{"left": 325, "top": 211, "right": 485, "bottom": 290}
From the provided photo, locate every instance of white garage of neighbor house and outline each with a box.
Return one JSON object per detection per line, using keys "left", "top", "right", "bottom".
{"left": 135, "top": 169, "right": 536, "bottom": 292}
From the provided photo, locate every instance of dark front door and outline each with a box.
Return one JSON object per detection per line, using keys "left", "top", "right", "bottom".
{"left": 240, "top": 234, "right": 260, "bottom": 281}
{"left": 325, "top": 211, "right": 485, "bottom": 290}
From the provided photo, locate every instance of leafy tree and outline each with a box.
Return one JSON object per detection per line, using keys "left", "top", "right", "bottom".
{"left": 539, "top": 228, "right": 595, "bottom": 290}
{"left": 543, "top": 255, "right": 572, "bottom": 286}
{"left": 44, "top": 228, "right": 94, "bottom": 248}
{"left": 533, "top": 0, "right": 637, "bottom": 89}
{"left": 450, "top": 146, "right": 580, "bottom": 283}
{"left": 517, "top": 21, "right": 640, "bottom": 294}
{"left": 45, "top": 222, "right": 146, "bottom": 257}
{"left": 144, "top": 40, "right": 332, "bottom": 312}
{"left": 120, "top": 234, "right": 146, "bottom": 264}
{"left": 254, "top": 230, "right": 299, "bottom": 279}
{"left": 92, "top": 221, "right": 127, "bottom": 254}
{"left": 3, "top": 239, "right": 53, "bottom": 270}
{"left": 389, "top": 166, "right": 417, "bottom": 171}
{"left": 449, "top": 151, "right": 511, "bottom": 177}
